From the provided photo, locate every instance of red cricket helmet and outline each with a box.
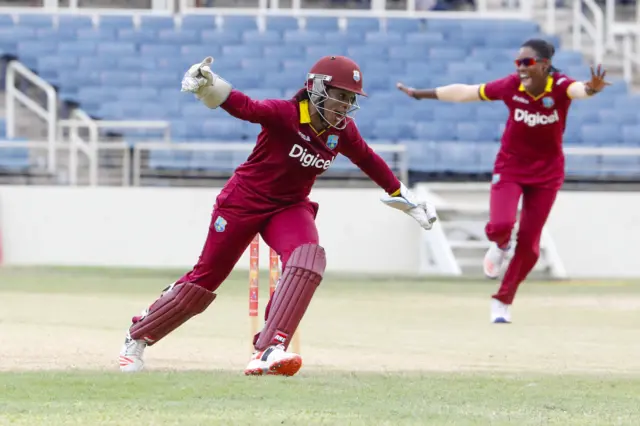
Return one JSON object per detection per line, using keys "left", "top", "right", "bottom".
{"left": 306, "top": 56, "right": 365, "bottom": 130}
{"left": 307, "top": 55, "right": 367, "bottom": 96}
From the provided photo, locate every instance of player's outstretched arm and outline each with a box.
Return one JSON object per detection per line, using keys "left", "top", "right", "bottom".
{"left": 180, "top": 56, "right": 283, "bottom": 124}
{"left": 181, "top": 56, "right": 232, "bottom": 108}
{"left": 396, "top": 82, "right": 482, "bottom": 102}
{"left": 568, "top": 64, "right": 610, "bottom": 99}
{"left": 340, "top": 125, "right": 438, "bottom": 231}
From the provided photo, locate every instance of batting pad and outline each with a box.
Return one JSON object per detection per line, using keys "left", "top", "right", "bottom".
{"left": 130, "top": 282, "right": 216, "bottom": 346}
{"left": 255, "top": 244, "right": 326, "bottom": 351}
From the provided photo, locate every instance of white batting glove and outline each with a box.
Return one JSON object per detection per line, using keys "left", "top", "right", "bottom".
{"left": 181, "top": 56, "right": 215, "bottom": 93}
{"left": 180, "top": 56, "right": 232, "bottom": 109}
{"left": 380, "top": 183, "right": 438, "bottom": 231}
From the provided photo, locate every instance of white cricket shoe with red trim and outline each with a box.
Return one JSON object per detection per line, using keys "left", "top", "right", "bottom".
{"left": 483, "top": 243, "right": 509, "bottom": 279}
{"left": 119, "top": 332, "right": 146, "bottom": 373}
{"left": 244, "top": 344, "right": 302, "bottom": 376}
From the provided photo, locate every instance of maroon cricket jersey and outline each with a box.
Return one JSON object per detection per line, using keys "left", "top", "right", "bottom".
{"left": 480, "top": 73, "right": 576, "bottom": 189}
{"left": 219, "top": 89, "right": 400, "bottom": 209}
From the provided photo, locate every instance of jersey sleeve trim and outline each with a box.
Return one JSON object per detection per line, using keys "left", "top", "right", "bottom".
{"left": 479, "top": 84, "right": 491, "bottom": 101}
{"left": 566, "top": 81, "right": 578, "bottom": 99}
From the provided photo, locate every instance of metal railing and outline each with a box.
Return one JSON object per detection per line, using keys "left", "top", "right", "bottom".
{"left": 5, "top": 61, "right": 58, "bottom": 174}
{"left": 131, "top": 141, "right": 409, "bottom": 187}
{"left": 572, "top": 0, "right": 605, "bottom": 65}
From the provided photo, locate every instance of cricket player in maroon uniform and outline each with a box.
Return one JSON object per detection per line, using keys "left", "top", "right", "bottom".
{"left": 397, "top": 39, "right": 609, "bottom": 323}
{"left": 118, "top": 55, "right": 438, "bottom": 375}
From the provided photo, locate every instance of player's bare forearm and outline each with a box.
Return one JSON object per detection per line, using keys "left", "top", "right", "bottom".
{"left": 410, "top": 88, "right": 438, "bottom": 100}
{"left": 397, "top": 82, "right": 481, "bottom": 102}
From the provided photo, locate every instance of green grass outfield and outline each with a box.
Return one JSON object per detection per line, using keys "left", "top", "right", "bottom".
{"left": 1, "top": 266, "right": 639, "bottom": 425}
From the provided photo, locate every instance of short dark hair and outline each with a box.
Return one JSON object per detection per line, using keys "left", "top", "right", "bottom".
{"left": 521, "top": 38, "right": 559, "bottom": 73}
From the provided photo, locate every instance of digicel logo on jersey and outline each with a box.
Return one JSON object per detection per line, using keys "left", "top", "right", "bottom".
{"left": 289, "top": 144, "right": 335, "bottom": 169}
{"left": 514, "top": 108, "right": 560, "bottom": 127}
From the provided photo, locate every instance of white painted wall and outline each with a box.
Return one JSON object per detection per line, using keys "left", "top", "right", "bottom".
{"left": 1, "top": 185, "right": 639, "bottom": 278}
{"left": 0, "top": 186, "right": 420, "bottom": 275}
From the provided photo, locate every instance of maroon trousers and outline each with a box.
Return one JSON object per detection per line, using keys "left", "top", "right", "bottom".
{"left": 484, "top": 180, "right": 558, "bottom": 304}
{"left": 175, "top": 182, "right": 320, "bottom": 315}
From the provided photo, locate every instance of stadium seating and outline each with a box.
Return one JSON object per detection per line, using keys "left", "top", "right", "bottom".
{"left": 0, "top": 13, "right": 638, "bottom": 179}
{"left": 0, "top": 118, "right": 30, "bottom": 171}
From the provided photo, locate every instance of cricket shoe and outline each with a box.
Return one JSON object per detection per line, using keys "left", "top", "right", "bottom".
{"left": 491, "top": 298, "right": 511, "bottom": 324}
{"left": 119, "top": 331, "right": 147, "bottom": 372}
{"left": 244, "top": 344, "right": 302, "bottom": 377}
{"left": 483, "top": 243, "right": 509, "bottom": 279}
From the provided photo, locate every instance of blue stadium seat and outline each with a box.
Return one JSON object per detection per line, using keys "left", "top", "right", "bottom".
{"left": 307, "top": 45, "right": 349, "bottom": 58}
{"left": 0, "top": 141, "right": 30, "bottom": 171}
{"left": 346, "top": 18, "right": 380, "bottom": 33}
{"left": 58, "top": 15, "right": 94, "bottom": 29}
{"left": 98, "top": 42, "right": 136, "bottom": 56}
{"left": 140, "top": 71, "right": 178, "bottom": 87}
{"left": 364, "top": 32, "right": 403, "bottom": 46}
{"left": 265, "top": 45, "right": 305, "bottom": 60}
{"left": 599, "top": 156, "right": 640, "bottom": 177}
{"left": 0, "top": 14, "right": 14, "bottom": 26}
{"left": 389, "top": 45, "right": 428, "bottom": 61}
{"left": 202, "top": 119, "right": 245, "bottom": 140}
{"left": 414, "top": 121, "right": 457, "bottom": 141}
{"left": 564, "top": 152, "right": 599, "bottom": 177}
{"left": 157, "top": 29, "right": 201, "bottom": 44}
{"left": 370, "top": 119, "right": 413, "bottom": 140}
{"left": 117, "top": 28, "right": 158, "bottom": 43}
{"left": 222, "top": 16, "right": 258, "bottom": 31}
{"left": 180, "top": 44, "right": 221, "bottom": 61}
{"left": 283, "top": 30, "right": 325, "bottom": 46}
{"left": 101, "top": 71, "right": 139, "bottom": 87}
{"left": 580, "top": 124, "right": 621, "bottom": 145}
{"left": 242, "top": 30, "right": 281, "bottom": 46}
{"left": 305, "top": 17, "right": 339, "bottom": 32}
{"left": 149, "top": 150, "right": 192, "bottom": 170}
{"left": 598, "top": 110, "right": 638, "bottom": 126}
{"left": 117, "top": 87, "right": 159, "bottom": 102}
{"left": 17, "top": 14, "right": 54, "bottom": 28}
{"left": 385, "top": 18, "right": 424, "bottom": 34}
{"left": 621, "top": 125, "right": 640, "bottom": 145}
{"left": 180, "top": 15, "right": 217, "bottom": 31}
{"left": 141, "top": 43, "right": 182, "bottom": 57}
{"left": 18, "top": 41, "right": 58, "bottom": 57}
{"left": 58, "top": 42, "right": 96, "bottom": 57}
{"left": 118, "top": 57, "right": 156, "bottom": 71}
{"left": 265, "top": 16, "right": 300, "bottom": 32}
{"left": 98, "top": 15, "right": 135, "bottom": 29}
{"left": 76, "top": 28, "right": 117, "bottom": 41}
{"left": 436, "top": 141, "right": 483, "bottom": 173}
{"left": 140, "top": 16, "right": 176, "bottom": 30}
{"left": 456, "top": 122, "right": 501, "bottom": 142}
{"left": 325, "top": 31, "right": 363, "bottom": 45}
{"left": 200, "top": 29, "right": 242, "bottom": 45}
{"left": 405, "top": 32, "right": 446, "bottom": 47}
{"left": 222, "top": 45, "right": 263, "bottom": 58}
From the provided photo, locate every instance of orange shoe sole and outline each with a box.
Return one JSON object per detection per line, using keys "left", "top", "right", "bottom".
{"left": 244, "top": 355, "right": 302, "bottom": 377}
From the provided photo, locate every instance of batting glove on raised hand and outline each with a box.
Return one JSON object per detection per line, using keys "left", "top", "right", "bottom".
{"left": 181, "top": 56, "right": 232, "bottom": 109}
{"left": 181, "top": 56, "right": 215, "bottom": 93}
{"left": 380, "top": 183, "right": 438, "bottom": 231}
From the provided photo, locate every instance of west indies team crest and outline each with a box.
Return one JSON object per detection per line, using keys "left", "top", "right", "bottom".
{"left": 214, "top": 216, "right": 227, "bottom": 232}
{"left": 326, "top": 134, "right": 339, "bottom": 149}
{"left": 542, "top": 97, "right": 555, "bottom": 108}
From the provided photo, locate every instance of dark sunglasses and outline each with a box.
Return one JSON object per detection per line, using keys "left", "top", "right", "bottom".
{"left": 515, "top": 57, "right": 545, "bottom": 67}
